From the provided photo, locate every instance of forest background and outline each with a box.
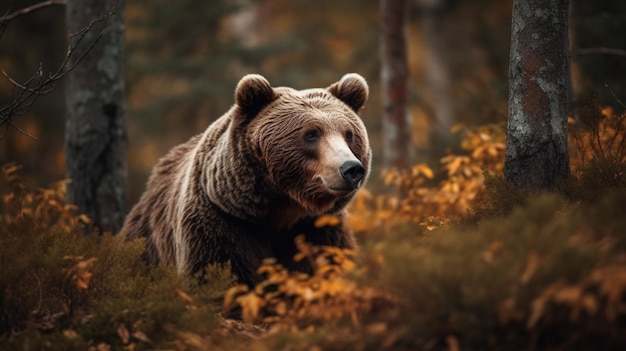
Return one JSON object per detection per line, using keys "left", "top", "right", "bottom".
{"left": 1, "top": 0, "right": 624, "bottom": 203}
{"left": 2, "top": 0, "right": 626, "bottom": 350}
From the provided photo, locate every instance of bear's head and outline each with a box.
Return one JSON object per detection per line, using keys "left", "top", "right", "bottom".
{"left": 233, "top": 73, "right": 371, "bottom": 216}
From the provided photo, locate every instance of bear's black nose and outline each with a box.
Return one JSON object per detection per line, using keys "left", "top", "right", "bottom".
{"left": 339, "top": 160, "right": 365, "bottom": 189}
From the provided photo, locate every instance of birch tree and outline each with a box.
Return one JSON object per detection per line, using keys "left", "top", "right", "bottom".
{"left": 504, "top": 0, "right": 570, "bottom": 190}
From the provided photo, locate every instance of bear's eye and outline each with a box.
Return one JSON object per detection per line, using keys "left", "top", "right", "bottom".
{"left": 345, "top": 131, "right": 353, "bottom": 141}
{"left": 304, "top": 129, "right": 320, "bottom": 142}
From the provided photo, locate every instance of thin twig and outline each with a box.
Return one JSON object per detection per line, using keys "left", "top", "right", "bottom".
{"left": 65, "top": 9, "right": 116, "bottom": 73}
{"left": 0, "top": 7, "right": 116, "bottom": 139}
{"left": 1, "top": 70, "right": 45, "bottom": 93}
{"left": 605, "top": 84, "right": 626, "bottom": 110}
{"left": 0, "top": 0, "right": 66, "bottom": 23}
{"left": 7, "top": 120, "right": 38, "bottom": 140}
{"left": 572, "top": 47, "right": 626, "bottom": 59}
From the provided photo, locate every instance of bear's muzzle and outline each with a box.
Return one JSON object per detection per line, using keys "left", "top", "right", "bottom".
{"left": 339, "top": 160, "right": 365, "bottom": 189}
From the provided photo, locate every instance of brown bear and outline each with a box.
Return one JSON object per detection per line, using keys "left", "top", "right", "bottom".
{"left": 121, "top": 73, "right": 371, "bottom": 287}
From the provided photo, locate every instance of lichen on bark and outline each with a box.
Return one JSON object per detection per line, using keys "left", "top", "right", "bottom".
{"left": 505, "top": 0, "right": 570, "bottom": 190}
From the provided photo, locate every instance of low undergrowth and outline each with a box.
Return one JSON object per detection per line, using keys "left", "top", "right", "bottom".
{"left": 1, "top": 106, "right": 625, "bottom": 350}
{"left": 0, "top": 164, "right": 236, "bottom": 350}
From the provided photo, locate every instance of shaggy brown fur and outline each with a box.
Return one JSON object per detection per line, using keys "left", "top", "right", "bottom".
{"left": 121, "top": 74, "right": 371, "bottom": 287}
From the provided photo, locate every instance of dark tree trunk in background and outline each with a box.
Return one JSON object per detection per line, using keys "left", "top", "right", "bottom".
{"left": 380, "top": 0, "right": 411, "bottom": 169}
{"left": 65, "top": 0, "right": 127, "bottom": 233}
{"left": 417, "top": 0, "right": 453, "bottom": 142}
{"left": 504, "top": 0, "right": 570, "bottom": 190}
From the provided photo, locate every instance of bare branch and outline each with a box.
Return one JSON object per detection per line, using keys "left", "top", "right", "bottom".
{"left": 0, "top": 7, "right": 116, "bottom": 139}
{"left": 572, "top": 47, "right": 626, "bottom": 59}
{"left": 0, "top": 0, "right": 66, "bottom": 24}
{"left": 605, "top": 84, "right": 626, "bottom": 110}
{"left": 7, "top": 119, "right": 38, "bottom": 139}
{"left": 64, "top": 8, "right": 115, "bottom": 73}
{"left": 1, "top": 69, "right": 45, "bottom": 93}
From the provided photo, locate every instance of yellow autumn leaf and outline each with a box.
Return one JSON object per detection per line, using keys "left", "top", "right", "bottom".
{"left": 487, "top": 146, "right": 499, "bottom": 157}
{"left": 175, "top": 288, "right": 194, "bottom": 304}
{"left": 416, "top": 163, "right": 434, "bottom": 179}
{"left": 589, "top": 265, "right": 626, "bottom": 320}
{"left": 237, "top": 293, "right": 266, "bottom": 322}
{"left": 339, "top": 258, "right": 356, "bottom": 272}
{"left": 357, "top": 187, "right": 373, "bottom": 199}
{"left": 75, "top": 271, "right": 92, "bottom": 290}
{"left": 446, "top": 335, "right": 460, "bottom": 351}
{"left": 117, "top": 324, "right": 130, "bottom": 344}
{"left": 527, "top": 283, "right": 597, "bottom": 329}
{"left": 366, "top": 322, "right": 388, "bottom": 334}
{"left": 274, "top": 301, "right": 287, "bottom": 316}
{"left": 446, "top": 157, "right": 463, "bottom": 176}
{"left": 314, "top": 214, "right": 341, "bottom": 228}
{"left": 481, "top": 241, "right": 504, "bottom": 263}
{"left": 223, "top": 284, "right": 249, "bottom": 311}
{"left": 450, "top": 123, "right": 465, "bottom": 133}
{"left": 463, "top": 166, "right": 473, "bottom": 177}
{"left": 600, "top": 106, "right": 613, "bottom": 117}
{"left": 132, "top": 331, "right": 151, "bottom": 343}
{"left": 63, "top": 329, "right": 79, "bottom": 340}
{"left": 77, "top": 214, "right": 91, "bottom": 224}
{"left": 3, "top": 164, "right": 21, "bottom": 175}
{"left": 527, "top": 295, "right": 547, "bottom": 329}
{"left": 315, "top": 265, "right": 336, "bottom": 277}
{"left": 3, "top": 193, "right": 14, "bottom": 203}
{"left": 520, "top": 253, "right": 540, "bottom": 284}
{"left": 471, "top": 146, "right": 486, "bottom": 158}
{"left": 550, "top": 285, "right": 598, "bottom": 320}
{"left": 293, "top": 252, "right": 308, "bottom": 262}
{"left": 381, "top": 170, "right": 397, "bottom": 185}
{"left": 64, "top": 257, "right": 96, "bottom": 290}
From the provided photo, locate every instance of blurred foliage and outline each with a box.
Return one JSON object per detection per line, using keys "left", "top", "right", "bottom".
{"left": 357, "top": 190, "right": 626, "bottom": 351}
{"left": 373, "top": 123, "right": 505, "bottom": 223}
{"left": 223, "top": 234, "right": 395, "bottom": 332}
{"left": 0, "top": 164, "right": 236, "bottom": 350}
{"left": 571, "top": 1, "right": 626, "bottom": 111}
{"left": 2, "top": 0, "right": 624, "bottom": 203}
{"left": 0, "top": 0, "right": 67, "bottom": 182}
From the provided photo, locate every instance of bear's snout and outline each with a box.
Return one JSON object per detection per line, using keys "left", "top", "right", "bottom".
{"left": 339, "top": 160, "right": 365, "bottom": 189}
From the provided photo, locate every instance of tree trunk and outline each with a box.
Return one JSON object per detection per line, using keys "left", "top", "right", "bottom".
{"left": 504, "top": 0, "right": 570, "bottom": 190}
{"left": 418, "top": 0, "right": 453, "bottom": 141}
{"left": 380, "top": 0, "right": 411, "bottom": 169}
{"left": 65, "top": 0, "right": 127, "bottom": 233}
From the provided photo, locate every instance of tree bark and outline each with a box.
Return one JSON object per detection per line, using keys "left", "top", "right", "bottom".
{"left": 417, "top": 0, "right": 453, "bottom": 140}
{"left": 504, "top": 0, "right": 570, "bottom": 190}
{"left": 65, "top": 0, "right": 127, "bottom": 233}
{"left": 380, "top": 0, "right": 411, "bottom": 169}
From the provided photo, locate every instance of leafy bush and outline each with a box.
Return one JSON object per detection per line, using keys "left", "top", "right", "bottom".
{"left": 2, "top": 105, "right": 626, "bottom": 350}
{"left": 223, "top": 234, "right": 395, "bottom": 333}
{"left": 370, "top": 191, "right": 626, "bottom": 350}
{"left": 347, "top": 124, "right": 506, "bottom": 238}
{"left": 0, "top": 164, "right": 236, "bottom": 350}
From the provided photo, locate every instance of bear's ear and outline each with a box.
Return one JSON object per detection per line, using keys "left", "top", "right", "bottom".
{"left": 327, "top": 73, "right": 369, "bottom": 112}
{"left": 235, "top": 74, "right": 275, "bottom": 117}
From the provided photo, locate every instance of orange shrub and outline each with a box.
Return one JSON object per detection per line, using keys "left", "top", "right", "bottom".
{"left": 349, "top": 124, "right": 506, "bottom": 230}
{"left": 569, "top": 106, "right": 626, "bottom": 170}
